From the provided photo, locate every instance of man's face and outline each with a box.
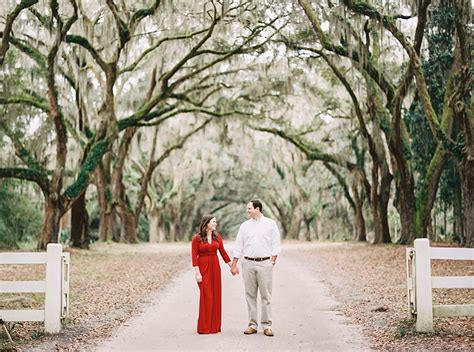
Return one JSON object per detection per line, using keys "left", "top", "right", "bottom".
{"left": 247, "top": 202, "right": 259, "bottom": 219}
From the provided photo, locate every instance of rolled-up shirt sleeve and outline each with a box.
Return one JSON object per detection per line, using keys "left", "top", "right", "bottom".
{"left": 233, "top": 225, "right": 244, "bottom": 259}
{"left": 271, "top": 221, "right": 282, "bottom": 256}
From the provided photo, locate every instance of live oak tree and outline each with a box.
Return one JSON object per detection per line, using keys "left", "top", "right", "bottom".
{"left": 286, "top": 0, "right": 472, "bottom": 245}
{"left": 0, "top": 0, "right": 284, "bottom": 248}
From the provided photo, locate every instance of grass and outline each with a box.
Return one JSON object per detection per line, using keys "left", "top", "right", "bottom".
{"left": 394, "top": 317, "right": 416, "bottom": 338}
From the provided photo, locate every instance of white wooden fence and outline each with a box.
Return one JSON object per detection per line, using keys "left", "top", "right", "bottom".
{"left": 0, "top": 244, "right": 70, "bottom": 334}
{"left": 406, "top": 238, "right": 474, "bottom": 332}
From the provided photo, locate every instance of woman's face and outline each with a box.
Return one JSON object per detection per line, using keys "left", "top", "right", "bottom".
{"left": 207, "top": 217, "right": 217, "bottom": 231}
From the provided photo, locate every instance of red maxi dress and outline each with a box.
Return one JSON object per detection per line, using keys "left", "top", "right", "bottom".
{"left": 191, "top": 233, "right": 231, "bottom": 334}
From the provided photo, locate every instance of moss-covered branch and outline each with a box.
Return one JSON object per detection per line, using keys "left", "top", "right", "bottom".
{"left": 117, "top": 103, "right": 177, "bottom": 130}
{"left": 0, "top": 121, "right": 49, "bottom": 177}
{"left": 105, "top": 0, "right": 130, "bottom": 55}
{"left": 130, "top": 0, "right": 161, "bottom": 25}
{"left": 119, "top": 28, "right": 209, "bottom": 75}
{"left": 167, "top": 18, "right": 282, "bottom": 93}
{"left": 8, "top": 36, "right": 47, "bottom": 70}
{"left": 0, "top": 0, "right": 39, "bottom": 65}
{"left": 0, "top": 167, "right": 50, "bottom": 193}
{"left": 0, "top": 93, "right": 49, "bottom": 112}
{"left": 344, "top": 0, "right": 460, "bottom": 156}
{"left": 296, "top": 0, "right": 395, "bottom": 103}
{"left": 47, "top": 0, "right": 78, "bottom": 193}
{"left": 323, "top": 162, "right": 355, "bottom": 210}
{"left": 253, "top": 125, "right": 357, "bottom": 171}
{"left": 160, "top": 7, "right": 220, "bottom": 90}
{"left": 63, "top": 138, "right": 109, "bottom": 199}
{"left": 66, "top": 34, "right": 107, "bottom": 71}
{"left": 137, "top": 107, "right": 251, "bottom": 127}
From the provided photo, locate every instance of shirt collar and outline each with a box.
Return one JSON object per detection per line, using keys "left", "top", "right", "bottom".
{"left": 252, "top": 214, "right": 264, "bottom": 222}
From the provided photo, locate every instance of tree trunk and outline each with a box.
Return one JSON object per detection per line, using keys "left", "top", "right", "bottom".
{"left": 117, "top": 205, "right": 138, "bottom": 243}
{"left": 304, "top": 221, "right": 312, "bottom": 241}
{"left": 415, "top": 149, "right": 449, "bottom": 238}
{"left": 370, "top": 160, "right": 392, "bottom": 243}
{"left": 158, "top": 214, "right": 166, "bottom": 243}
{"left": 352, "top": 183, "right": 366, "bottom": 241}
{"left": 379, "top": 162, "right": 392, "bottom": 243}
{"left": 70, "top": 190, "right": 89, "bottom": 249}
{"left": 287, "top": 218, "right": 302, "bottom": 240}
{"left": 397, "top": 180, "right": 417, "bottom": 244}
{"left": 38, "top": 196, "right": 62, "bottom": 250}
{"left": 111, "top": 127, "right": 137, "bottom": 243}
{"left": 169, "top": 206, "right": 178, "bottom": 242}
{"left": 96, "top": 161, "right": 113, "bottom": 242}
{"left": 459, "top": 158, "right": 474, "bottom": 247}
{"left": 148, "top": 208, "right": 159, "bottom": 243}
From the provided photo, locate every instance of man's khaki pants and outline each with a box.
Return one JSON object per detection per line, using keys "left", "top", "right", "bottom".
{"left": 242, "top": 258, "right": 273, "bottom": 329}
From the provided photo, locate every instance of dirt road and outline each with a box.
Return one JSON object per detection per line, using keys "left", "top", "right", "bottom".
{"left": 95, "top": 243, "right": 370, "bottom": 351}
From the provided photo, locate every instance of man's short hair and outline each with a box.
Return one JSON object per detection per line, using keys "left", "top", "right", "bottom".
{"left": 250, "top": 199, "right": 263, "bottom": 212}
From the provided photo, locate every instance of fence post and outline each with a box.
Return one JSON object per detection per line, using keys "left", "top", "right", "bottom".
{"left": 414, "top": 239, "right": 433, "bottom": 332}
{"left": 44, "top": 244, "right": 62, "bottom": 333}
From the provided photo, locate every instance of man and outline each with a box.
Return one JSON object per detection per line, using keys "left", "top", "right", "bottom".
{"left": 231, "top": 200, "right": 282, "bottom": 337}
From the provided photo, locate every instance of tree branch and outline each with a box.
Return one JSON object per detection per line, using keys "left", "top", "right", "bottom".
{"left": 0, "top": 0, "right": 38, "bottom": 65}
{"left": 296, "top": 0, "right": 395, "bottom": 103}
{"left": 0, "top": 93, "right": 49, "bottom": 112}
{"left": 66, "top": 35, "right": 107, "bottom": 71}
{"left": 323, "top": 162, "right": 355, "bottom": 210}
{"left": 119, "top": 27, "right": 209, "bottom": 75}
{"left": 252, "top": 125, "right": 357, "bottom": 170}
{"left": 0, "top": 167, "right": 50, "bottom": 193}
{"left": 343, "top": 0, "right": 459, "bottom": 154}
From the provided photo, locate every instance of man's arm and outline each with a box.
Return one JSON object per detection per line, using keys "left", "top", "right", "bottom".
{"left": 231, "top": 224, "right": 244, "bottom": 275}
{"left": 271, "top": 221, "right": 282, "bottom": 265}
{"left": 231, "top": 257, "right": 240, "bottom": 275}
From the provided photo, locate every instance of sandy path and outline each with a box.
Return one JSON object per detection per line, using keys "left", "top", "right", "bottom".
{"left": 95, "top": 243, "right": 370, "bottom": 351}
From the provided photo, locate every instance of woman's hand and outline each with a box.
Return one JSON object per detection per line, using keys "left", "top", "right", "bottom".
{"left": 195, "top": 272, "right": 203, "bottom": 283}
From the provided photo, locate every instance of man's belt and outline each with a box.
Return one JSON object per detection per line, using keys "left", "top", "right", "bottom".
{"left": 244, "top": 256, "right": 270, "bottom": 262}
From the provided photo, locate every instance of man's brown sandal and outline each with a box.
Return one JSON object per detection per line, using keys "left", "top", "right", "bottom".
{"left": 243, "top": 326, "right": 258, "bottom": 335}
{"left": 263, "top": 328, "right": 274, "bottom": 337}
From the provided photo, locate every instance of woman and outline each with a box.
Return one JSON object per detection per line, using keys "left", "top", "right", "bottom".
{"left": 191, "top": 215, "right": 231, "bottom": 334}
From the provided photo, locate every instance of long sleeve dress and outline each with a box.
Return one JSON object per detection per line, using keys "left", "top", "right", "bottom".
{"left": 191, "top": 232, "right": 231, "bottom": 334}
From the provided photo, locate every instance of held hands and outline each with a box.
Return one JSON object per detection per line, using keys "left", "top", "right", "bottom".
{"left": 195, "top": 272, "right": 203, "bottom": 283}
{"left": 230, "top": 265, "right": 239, "bottom": 276}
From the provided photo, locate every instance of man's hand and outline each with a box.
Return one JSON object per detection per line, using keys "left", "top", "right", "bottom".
{"left": 231, "top": 265, "right": 239, "bottom": 276}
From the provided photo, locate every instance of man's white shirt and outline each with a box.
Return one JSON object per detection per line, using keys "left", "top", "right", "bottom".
{"left": 233, "top": 215, "right": 282, "bottom": 258}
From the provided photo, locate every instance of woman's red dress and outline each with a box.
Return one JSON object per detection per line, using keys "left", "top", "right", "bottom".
{"left": 191, "top": 232, "right": 231, "bottom": 334}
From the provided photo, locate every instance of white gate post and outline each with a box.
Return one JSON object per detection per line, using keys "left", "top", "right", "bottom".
{"left": 44, "top": 244, "right": 62, "bottom": 333}
{"left": 414, "top": 239, "right": 433, "bottom": 332}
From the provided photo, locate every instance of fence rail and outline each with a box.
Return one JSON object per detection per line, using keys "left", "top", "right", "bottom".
{"left": 406, "top": 239, "right": 474, "bottom": 332}
{"left": 0, "top": 244, "right": 70, "bottom": 333}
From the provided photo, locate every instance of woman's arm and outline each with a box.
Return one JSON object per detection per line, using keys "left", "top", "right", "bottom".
{"left": 217, "top": 233, "right": 231, "bottom": 263}
{"left": 191, "top": 236, "right": 202, "bottom": 283}
{"left": 194, "top": 265, "right": 202, "bottom": 283}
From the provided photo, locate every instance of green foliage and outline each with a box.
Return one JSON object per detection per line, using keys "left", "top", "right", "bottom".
{"left": 379, "top": 114, "right": 391, "bottom": 137}
{"left": 64, "top": 139, "right": 109, "bottom": 198}
{"left": 137, "top": 213, "right": 149, "bottom": 241}
{"left": 0, "top": 180, "right": 43, "bottom": 248}
{"left": 439, "top": 159, "right": 460, "bottom": 208}
{"left": 405, "top": 3, "right": 455, "bottom": 192}
{"left": 272, "top": 160, "right": 286, "bottom": 180}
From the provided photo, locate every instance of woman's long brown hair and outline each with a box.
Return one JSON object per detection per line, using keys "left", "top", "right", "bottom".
{"left": 199, "top": 215, "right": 218, "bottom": 242}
